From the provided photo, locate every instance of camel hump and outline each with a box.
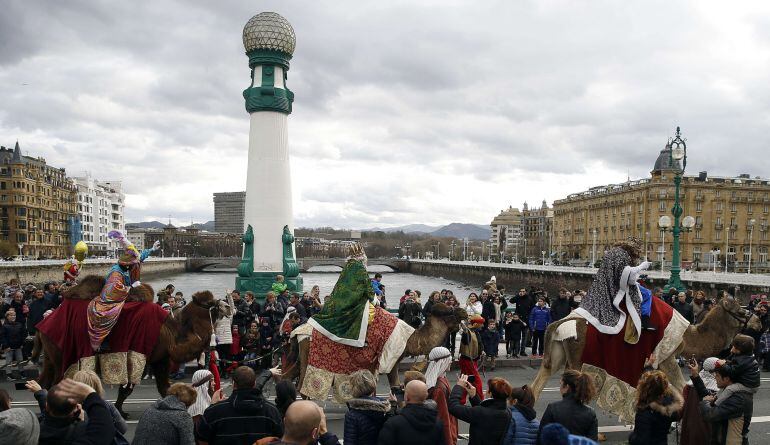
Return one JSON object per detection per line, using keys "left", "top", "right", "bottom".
{"left": 62, "top": 275, "right": 106, "bottom": 300}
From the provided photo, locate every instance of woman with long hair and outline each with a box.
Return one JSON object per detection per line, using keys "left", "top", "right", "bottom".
{"left": 444, "top": 294, "right": 460, "bottom": 358}
{"left": 465, "top": 293, "right": 483, "bottom": 317}
{"left": 539, "top": 370, "right": 598, "bottom": 441}
{"left": 629, "top": 370, "right": 683, "bottom": 445}
{"left": 503, "top": 385, "right": 539, "bottom": 445}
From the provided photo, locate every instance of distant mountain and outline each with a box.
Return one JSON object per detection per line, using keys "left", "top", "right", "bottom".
{"left": 362, "top": 222, "right": 490, "bottom": 240}
{"left": 125, "top": 221, "right": 167, "bottom": 229}
{"left": 432, "top": 223, "right": 490, "bottom": 240}
{"left": 126, "top": 220, "right": 216, "bottom": 231}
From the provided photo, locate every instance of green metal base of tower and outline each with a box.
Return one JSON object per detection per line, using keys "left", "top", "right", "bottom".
{"left": 235, "top": 224, "right": 303, "bottom": 302}
{"left": 235, "top": 272, "right": 303, "bottom": 299}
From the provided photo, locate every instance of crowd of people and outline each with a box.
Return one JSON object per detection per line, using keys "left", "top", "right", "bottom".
{"left": 0, "top": 272, "right": 767, "bottom": 444}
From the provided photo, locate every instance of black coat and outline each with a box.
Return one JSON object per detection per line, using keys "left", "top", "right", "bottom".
{"left": 629, "top": 391, "right": 684, "bottom": 445}
{"left": 504, "top": 318, "right": 526, "bottom": 339}
{"left": 39, "top": 393, "right": 116, "bottom": 445}
{"left": 539, "top": 393, "right": 598, "bottom": 441}
{"left": 198, "top": 388, "right": 283, "bottom": 445}
{"left": 27, "top": 297, "right": 50, "bottom": 333}
{"left": 0, "top": 320, "right": 26, "bottom": 349}
{"left": 550, "top": 298, "right": 572, "bottom": 321}
{"left": 399, "top": 300, "right": 422, "bottom": 328}
{"left": 448, "top": 385, "right": 510, "bottom": 445}
{"left": 344, "top": 397, "right": 391, "bottom": 445}
{"left": 511, "top": 294, "right": 535, "bottom": 320}
{"left": 672, "top": 301, "right": 694, "bottom": 323}
{"left": 377, "top": 403, "right": 445, "bottom": 445}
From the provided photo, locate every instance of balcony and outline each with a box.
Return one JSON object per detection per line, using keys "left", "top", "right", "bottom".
{"left": 715, "top": 224, "right": 724, "bottom": 230}
{"left": 694, "top": 195, "right": 704, "bottom": 201}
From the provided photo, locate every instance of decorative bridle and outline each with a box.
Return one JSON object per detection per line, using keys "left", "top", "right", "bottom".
{"left": 722, "top": 299, "right": 752, "bottom": 331}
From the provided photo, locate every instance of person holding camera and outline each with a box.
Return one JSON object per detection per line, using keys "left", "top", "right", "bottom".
{"left": 38, "top": 379, "right": 116, "bottom": 445}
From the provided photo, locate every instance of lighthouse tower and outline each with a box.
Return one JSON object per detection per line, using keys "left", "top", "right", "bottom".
{"left": 236, "top": 12, "right": 302, "bottom": 295}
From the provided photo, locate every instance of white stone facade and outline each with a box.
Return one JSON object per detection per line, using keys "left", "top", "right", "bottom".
{"left": 72, "top": 175, "right": 125, "bottom": 256}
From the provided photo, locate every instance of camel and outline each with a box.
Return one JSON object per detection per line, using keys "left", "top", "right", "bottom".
{"left": 33, "top": 275, "right": 223, "bottom": 417}
{"left": 530, "top": 295, "right": 761, "bottom": 400}
{"left": 283, "top": 303, "right": 468, "bottom": 393}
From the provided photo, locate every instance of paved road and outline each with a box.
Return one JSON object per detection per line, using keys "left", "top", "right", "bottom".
{"left": 4, "top": 365, "right": 770, "bottom": 444}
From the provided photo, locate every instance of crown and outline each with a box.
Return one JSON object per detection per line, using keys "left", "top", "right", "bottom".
{"left": 347, "top": 243, "right": 368, "bottom": 263}
{"left": 614, "top": 237, "right": 643, "bottom": 261}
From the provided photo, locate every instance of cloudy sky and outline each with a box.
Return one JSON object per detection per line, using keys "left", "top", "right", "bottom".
{"left": 2, "top": 1, "right": 769, "bottom": 229}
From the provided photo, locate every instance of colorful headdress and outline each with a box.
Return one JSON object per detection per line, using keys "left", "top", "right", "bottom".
{"left": 109, "top": 230, "right": 141, "bottom": 267}
{"left": 347, "top": 243, "right": 368, "bottom": 265}
{"left": 614, "top": 237, "right": 643, "bottom": 263}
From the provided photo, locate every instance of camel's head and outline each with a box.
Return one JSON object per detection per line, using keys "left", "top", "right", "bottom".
{"left": 717, "top": 294, "right": 761, "bottom": 332}
{"left": 189, "top": 290, "right": 222, "bottom": 321}
{"left": 428, "top": 302, "right": 468, "bottom": 331}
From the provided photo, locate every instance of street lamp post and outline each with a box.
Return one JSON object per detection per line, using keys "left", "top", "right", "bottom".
{"left": 591, "top": 229, "right": 597, "bottom": 267}
{"left": 541, "top": 250, "right": 546, "bottom": 265}
{"left": 658, "top": 126, "right": 692, "bottom": 292}
{"left": 725, "top": 226, "right": 730, "bottom": 274}
{"left": 748, "top": 219, "right": 756, "bottom": 274}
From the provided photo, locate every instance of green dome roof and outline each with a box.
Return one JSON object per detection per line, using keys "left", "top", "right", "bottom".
{"left": 243, "top": 12, "right": 296, "bottom": 55}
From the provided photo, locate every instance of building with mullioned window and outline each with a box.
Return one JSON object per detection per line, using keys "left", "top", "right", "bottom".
{"left": 553, "top": 143, "right": 770, "bottom": 272}
{"left": 0, "top": 142, "right": 78, "bottom": 258}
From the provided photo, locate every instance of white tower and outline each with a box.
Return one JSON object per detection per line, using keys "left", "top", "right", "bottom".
{"left": 237, "top": 12, "right": 302, "bottom": 294}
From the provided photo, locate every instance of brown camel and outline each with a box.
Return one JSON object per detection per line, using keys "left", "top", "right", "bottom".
{"left": 283, "top": 303, "right": 468, "bottom": 394}
{"left": 530, "top": 295, "right": 761, "bottom": 400}
{"left": 33, "top": 275, "right": 222, "bottom": 417}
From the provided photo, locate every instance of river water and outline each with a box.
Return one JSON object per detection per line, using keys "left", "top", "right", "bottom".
{"left": 145, "top": 266, "right": 480, "bottom": 306}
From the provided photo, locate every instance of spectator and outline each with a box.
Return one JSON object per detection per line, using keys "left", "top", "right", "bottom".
{"left": 464, "top": 293, "right": 483, "bottom": 318}
{"left": 443, "top": 294, "right": 460, "bottom": 358}
{"left": 672, "top": 292, "right": 694, "bottom": 324}
{"left": 43, "top": 282, "right": 60, "bottom": 308}
{"left": 423, "top": 291, "right": 441, "bottom": 318}
{"left": 242, "top": 321, "right": 261, "bottom": 368}
{"left": 277, "top": 289, "right": 291, "bottom": 312}
{"left": 448, "top": 376, "right": 512, "bottom": 445}
{"left": 231, "top": 290, "right": 252, "bottom": 335}
{"left": 245, "top": 291, "right": 261, "bottom": 323}
{"left": 274, "top": 380, "right": 297, "bottom": 418}
{"left": 539, "top": 370, "right": 598, "bottom": 442}
{"left": 692, "top": 291, "right": 713, "bottom": 323}
{"left": 510, "top": 288, "right": 535, "bottom": 356}
{"left": 9, "top": 291, "right": 28, "bottom": 327}
{"left": 198, "top": 366, "right": 283, "bottom": 445}
{"left": 174, "top": 291, "right": 186, "bottom": 307}
{"left": 157, "top": 284, "right": 175, "bottom": 304}
{"left": 214, "top": 292, "right": 235, "bottom": 376}
{"left": 719, "top": 334, "right": 760, "bottom": 389}
{"left": 26, "top": 288, "right": 50, "bottom": 334}
{"left": 425, "top": 347, "right": 458, "bottom": 445}
{"left": 271, "top": 275, "right": 288, "bottom": 297}
{"left": 399, "top": 292, "right": 423, "bottom": 329}
{"left": 378, "top": 380, "right": 445, "bottom": 445}
{"left": 539, "top": 423, "right": 598, "bottom": 445}
{"left": 288, "top": 293, "right": 308, "bottom": 323}
{"left": 371, "top": 273, "right": 384, "bottom": 298}
{"left": 0, "top": 388, "right": 10, "bottom": 411}
{"left": 628, "top": 370, "right": 683, "bottom": 445}
{"left": 344, "top": 370, "right": 391, "bottom": 445}
{"left": 480, "top": 320, "right": 500, "bottom": 370}
{"left": 1, "top": 310, "right": 26, "bottom": 379}
{"left": 502, "top": 385, "right": 539, "bottom": 445}
{"left": 39, "top": 379, "right": 116, "bottom": 445}
{"left": 72, "top": 371, "right": 128, "bottom": 437}
{"left": 528, "top": 297, "right": 551, "bottom": 358}
{"left": 682, "top": 357, "right": 718, "bottom": 443}
{"left": 133, "top": 382, "right": 197, "bottom": 445}
{"left": 0, "top": 408, "right": 39, "bottom": 445}
{"left": 263, "top": 400, "right": 340, "bottom": 445}
{"left": 550, "top": 289, "right": 573, "bottom": 322}
{"left": 259, "top": 317, "right": 277, "bottom": 369}
{"left": 504, "top": 312, "right": 526, "bottom": 358}
{"left": 261, "top": 292, "right": 285, "bottom": 329}
{"left": 188, "top": 370, "right": 215, "bottom": 433}
{"left": 695, "top": 363, "right": 754, "bottom": 445}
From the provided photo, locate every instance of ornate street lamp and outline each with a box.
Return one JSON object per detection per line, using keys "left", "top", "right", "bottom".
{"left": 657, "top": 127, "right": 693, "bottom": 292}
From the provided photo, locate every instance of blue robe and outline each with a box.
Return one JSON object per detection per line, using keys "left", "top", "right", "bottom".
{"left": 106, "top": 248, "right": 153, "bottom": 286}
{"left": 639, "top": 284, "right": 652, "bottom": 317}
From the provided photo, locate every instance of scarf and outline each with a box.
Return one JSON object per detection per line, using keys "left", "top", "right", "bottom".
{"left": 425, "top": 347, "right": 452, "bottom": 389}
{"left": 188, "top": 370, "right": 213, "bottom": 418}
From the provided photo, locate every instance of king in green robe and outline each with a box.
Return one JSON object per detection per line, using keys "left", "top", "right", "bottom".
{"left": 308, "top": 245, "right": 376, "bottom": 347}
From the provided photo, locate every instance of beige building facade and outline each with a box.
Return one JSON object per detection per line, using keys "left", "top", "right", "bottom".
{"left": 489, "top": 206, "right": 522, "bottom": 261}
{"left": 553, "top": 144, "right": 770, "bottom": 272}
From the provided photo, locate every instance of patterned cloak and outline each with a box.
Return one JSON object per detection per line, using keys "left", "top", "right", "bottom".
{"left": 308, "top": 259, "right": 374, "bottom": 347}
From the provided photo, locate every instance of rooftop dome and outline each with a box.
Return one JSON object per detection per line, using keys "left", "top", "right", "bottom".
{"left": 242, "top": 12, "right": 296, "bottom": 55}
{"left": 652, "top": 143, "right": 682, "bottom": 172}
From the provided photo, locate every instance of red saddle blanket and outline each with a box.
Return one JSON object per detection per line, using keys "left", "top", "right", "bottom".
{"left": 37, "top": 299, "right": 168, "bottom": 381}
{"left": 581, "top": 297, "right": 675, "bottom": 387}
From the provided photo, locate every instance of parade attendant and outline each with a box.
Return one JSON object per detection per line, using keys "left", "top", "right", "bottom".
{"left": 480, "top": 320, "right": 500, "bottom": 370}
{"left": 458, "top": 315, "right": 485, "bottom": 403}
{"left": 528, "top": 297, "right": 551, "bottom": 357}
{"left": 503, "top": 312, "right": 526, "bottom": 358}
{"left": 87, "top": 231, "right": 159, "bottom": 351}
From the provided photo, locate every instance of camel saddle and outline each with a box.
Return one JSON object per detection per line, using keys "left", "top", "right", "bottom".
{"left": 37, "top": 298, "right": 168, "bottom": 385}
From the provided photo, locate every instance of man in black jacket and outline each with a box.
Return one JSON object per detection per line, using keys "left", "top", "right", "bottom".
{"left": 199, "top": 366, "right": 283, "bottom": 445}
{"left": 230, "top": 290, "right": 253, "bottom": 335}
{"left": 510, "top": 288, "right": 535, "bottom": 356}
{"left": 39, "top": 379, "right": 116, "bottom": 445}
{"left": 672, "top": 292, "right": 694, "bottom": 324}
{"left": 378, "top": 380, "right": 445, "bottom": 445}
{"left": 550, "top": 289, "right": 573, "bottom": 322}
{"left": 692, "top": 363, "right": 754, "bottom": 445}
{"left": 27, "top": 289, "right": 50, "bottom": 334}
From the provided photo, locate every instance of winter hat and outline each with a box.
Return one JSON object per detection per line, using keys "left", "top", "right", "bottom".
{"left": 469, "top": 315, "right": 485, "bottom": 326}
{"left": 425, "top": 347, "right": 452, "bottom": 389}
{"left": 108, "top": 230, "right": 141, "bottom": 267}
{"left": 540, "top": 423, "right": 570, "bottom": 445}
{"left": 0, "top": 408, "right": 40, "bottom": 445}
{"left": 699, "top": 357, "right": 720, "bottom": 392}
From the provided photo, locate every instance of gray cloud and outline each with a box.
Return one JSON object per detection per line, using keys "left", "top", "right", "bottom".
{"left": 2, "top": 0, "right": 769, "bottom": 228}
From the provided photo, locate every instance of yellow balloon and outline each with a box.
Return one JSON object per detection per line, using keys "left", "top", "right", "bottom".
{"left": 74, "top": 241, "right": 88, "bottom": 263}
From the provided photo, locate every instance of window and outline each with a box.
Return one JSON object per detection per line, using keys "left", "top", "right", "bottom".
{"left": 716, "top": 202, "right": 723, "bottom": 211}
{"left": 716, "top": 190, "right": 721, "bottom": 198}
{"left": 659, "top": 201, "right": 666, "bottom": 211}
{"left": 695, "top": 229, "right": 702, "bottom": 239}
{"left": 748, "top": 203, "right": 753, "bottom": 213}
{"left": 730, "top": 217, "right": 736, "bottom": 226}
{"left": 764, "top": 204, "right": 768, "bottom": 213}
{"left": 693, "top": 248, "right": 702, "bottom": 262}
{"left": 731, "top": 191, "right": 737, "bottom": 198}
{"left": 716, "top": 230, "right": 721, "bottom": 240}
{"left": 16, "top": 208, "right": 25, "bottom": 216}
{"left": 696, "top": 216, "right": 703, "bottom": 225}
{"left": 16, "top": 233, "right": 26, "bottom": 243}
{"left": 696, "top": 201, "right": 703, "bottom": 212}
{"left": 716, "top": 217, "right": 722, "bottom": 226}
{"left": 16, "top": 220, "right": 25, "bottom": 229}
{"left": 731, "top": 203, "right": 737, "bottom": 213}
